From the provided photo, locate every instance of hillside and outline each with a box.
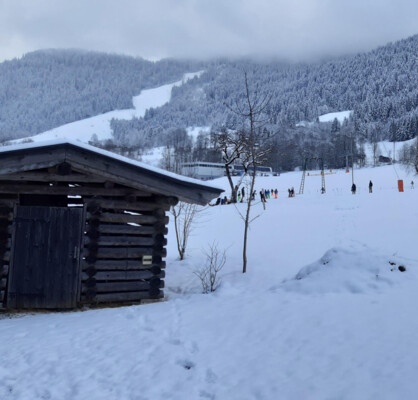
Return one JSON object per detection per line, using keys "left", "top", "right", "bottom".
{"left": 0, "top": 49, "right": 199, "bottom": 140}
{"left": 1, "top": 35, "right": 418, "bottom": 147}
{"left": 1, "top": 165, "right": 417, "bottom": 399}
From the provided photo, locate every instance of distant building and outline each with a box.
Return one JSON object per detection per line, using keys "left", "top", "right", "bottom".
{"left": 181, "top": 162, "right": 273, "bottom": 180}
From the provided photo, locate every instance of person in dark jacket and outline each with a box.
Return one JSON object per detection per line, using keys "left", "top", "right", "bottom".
{"left": 369, "top": 180, "right": 373, "bottom": 193}
{"left": 351, "top": 183, "right": 356, "bottom": 194}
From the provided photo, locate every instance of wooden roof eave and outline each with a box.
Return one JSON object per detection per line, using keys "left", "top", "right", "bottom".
{"left": 0, "top": 143, "right": 223, "bottom": 206}
{"left": 63, "top": 147, "right": 222, "bottom": 205}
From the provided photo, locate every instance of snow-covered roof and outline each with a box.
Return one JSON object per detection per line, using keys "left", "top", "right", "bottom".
{"left": 0, "top": 139, "right": 224, "bottom": 205}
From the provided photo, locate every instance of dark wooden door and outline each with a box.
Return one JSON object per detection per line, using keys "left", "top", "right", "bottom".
{"left": 7, "top": 206, "right": 84, "bottom": 309}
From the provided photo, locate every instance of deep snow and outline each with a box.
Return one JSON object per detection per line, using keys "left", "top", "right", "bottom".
{"left": 0, "top": 164, "right": 417, "bottom": 400}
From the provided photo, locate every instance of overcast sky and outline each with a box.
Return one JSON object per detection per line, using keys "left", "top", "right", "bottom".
{"left": 0, "top": 0, "right": 417, "bottom": 63}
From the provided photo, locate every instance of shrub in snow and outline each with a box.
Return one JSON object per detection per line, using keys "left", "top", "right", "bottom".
{"left": 193, "top": 243, "right": 226, "bottom": 294}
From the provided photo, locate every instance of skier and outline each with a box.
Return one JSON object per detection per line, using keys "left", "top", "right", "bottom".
{"left": 274, "top": 189, "right": 278, "bottom": 199}
{"left": 351, "top": 183, "right": 356, "bottom": 194}
{"left": 411, "top": 180, "right": 415, "bottom": 189}
{"left": 241, "top": 187, "right": 245, "bottom": 202}
{"left": 369, "top": 180, "right": 373, "bottom": 193}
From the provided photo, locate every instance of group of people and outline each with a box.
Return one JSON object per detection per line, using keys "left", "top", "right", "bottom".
{"left": 213, "top": 178, "right": 415, "bottom": 205}
{"left": 351, "top": 181, "right": 372, "bottom": 194}
{"left": 351, "top": 180, "right": 415, "bottom": 194}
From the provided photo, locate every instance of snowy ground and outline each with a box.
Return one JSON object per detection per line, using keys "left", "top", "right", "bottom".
{"left": 0, "top": 164, "right": 417, "bottom": 399}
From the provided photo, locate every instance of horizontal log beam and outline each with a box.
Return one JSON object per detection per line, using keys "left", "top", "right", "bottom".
{"left": 0, "top": 198, "right": 17, "bottom": 207}
{"left": 83, "top": 247, "right": 166, "bottom": 259}
{"left": 86, "top": 198, "right": 170, "bottom": 212}
{"left": 0, "top": 183, "right": 150, "bottom": 197}
{"left": 85, "top": 236, "right": 166, "bottom": 247}
{"left": 87, "top": 212, "right": 167, "bottom": 225}
{"left": 0, "top": 172, "right": 106, "bottom": 183}
{"left": 2, "top": 251, "right": 10, "bottom": 262}
{"left": 82, "top": 270, "right": 165, "bottom": 281}
{"left": 81, "top": 260, "right": 166, "bottom": 271}
{"left": 0, "top": 212, "right": 13, "bottom": 221}
{"left": 81, "top": 289, "right": 164, "bottom": 303}
{"left": 81, "top": 279, "right": 164, "bottom": 294}
{"left": 92, "top": 224, "right": 168, "bottom": 236}
{"left": 1, "top": 265, "right": 9, "bottom": 277}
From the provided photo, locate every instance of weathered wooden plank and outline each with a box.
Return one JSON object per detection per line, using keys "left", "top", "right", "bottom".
{"left": 0, "top": 172, "right": 106, "bottom": 183}
{"left": 86, "top": 198, "right": 170, "bottom": 212}
{"left": 81, "top": 289, "right": 164, "bottom": 303}
{"left": 1, "top": 265, "right": 9, "bottom": 277}
{"left": 82, "top": 269, "right": 165, "bottom": 281}
{"left": 0, "top": 212, "right": 13, "bottom": 221}
{"left": 2, "top": 251, "right": 10, "bottom": 262}
{"left": 7, "top": 206, "right": 83, "bottom": 309}
{"left": 0, "top": 149, "right": 65, "bottom": 175}
{"left": 0, "top": 183, "right": 149, "bottom": 197}
{"left": 84, "top": 247, "right": 166, "bottom": 259}
{"left": 81, "top": 260, "right": 166, "bottom": 271}
{"left": 86, "top": 212, "right": 167, "bottom": 225}
{"left": 81, "top": 279, "right": 163, "bottom": 294}
{"left": 66, "top": 148, "right": 221, "bottom": 205}
{"left": 85, "top": 236, "right": 166, "bottom": 247}
{"left": 0, "top": 198, "right": 17, "bottom": 207}
{"left": 92, "top": 224, "right": 168, "bottom": 236}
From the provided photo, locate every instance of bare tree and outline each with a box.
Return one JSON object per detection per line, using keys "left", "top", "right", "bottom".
{"left": 193, "top": 242, "right": 226, "bottom": 293}
{"left": 171, "top": 202, "right": 202, "bottom": 260}
{"left": 226, "top": 72, "right": 275, "bottom": 273}
{"left": 211, "top": 128, "right": 246, "bottom": 203}
{"left": 400, "top": 137, "right": 418, "bottom": 174}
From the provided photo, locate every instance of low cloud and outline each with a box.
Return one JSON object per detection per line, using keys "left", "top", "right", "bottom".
{"left": 0, "top": 0, "right": 417, "bottom": 62}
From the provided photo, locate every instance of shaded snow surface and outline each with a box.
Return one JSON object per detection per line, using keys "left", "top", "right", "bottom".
{"left": 1, "top": 165, "right": 417, "bottom": 400}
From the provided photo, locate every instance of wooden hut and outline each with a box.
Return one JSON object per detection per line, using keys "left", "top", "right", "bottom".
{"left": 0, "top": 140, "right": 223, "bottom": 310}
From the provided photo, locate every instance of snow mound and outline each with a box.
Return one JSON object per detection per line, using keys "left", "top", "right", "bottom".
{"left": 283, "top": 246, "right": 410, "bottom": 295}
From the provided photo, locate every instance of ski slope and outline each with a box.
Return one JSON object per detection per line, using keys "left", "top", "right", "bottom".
{"left": 318, "top": 110, "right": 353, "bottom": 123}
{"left": 15, "top": 71, "right": 204, "bottom": 144}
{"left": 0, "top": 165, "right": 417, "bottom": 400}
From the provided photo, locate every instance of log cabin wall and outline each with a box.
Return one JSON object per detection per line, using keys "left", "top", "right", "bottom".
{"left": 0, "top": 196, "right": 16, "bottom": 309}
{"left": 0, "top": 168, "right": 174, "bottom": 309}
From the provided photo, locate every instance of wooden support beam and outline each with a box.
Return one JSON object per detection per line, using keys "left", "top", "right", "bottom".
{"left": 82, "top": 269, "right": 165, "bottom": 281}
{"left": 0, "top": 183, "right": 150, "bottom": 197}
{"left": 0, "top": 198, "right": 18, "bottom": 207}
{"left": 81, "top": 289, "right": 164, "bottom": 303}
{"left": 81, "top": 279, "right": 163, "bottom": 294}
{"left": 1, "top": 265, "right": 9, "bottom": 277}
{"left": 85, "top": 236, "right": 166, "bottom": 247}
{"left": 86, "top": 212, "right": 168, "bottom": 225}
{"left": 0, "top": 172, "right": 106, "bottom": 183}
{"left": 86, "top": 198, "right": 170, "bottom": 212}
{"left": 81, "top": 260, "right": 166, "bottom": 271}
{"left": 92, "top": 224, "right": 168, "bottom": 236}
{"left": 83, "top": 247, "right": 167, "bottom": 259}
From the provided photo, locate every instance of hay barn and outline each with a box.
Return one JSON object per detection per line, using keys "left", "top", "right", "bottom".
{"left": 0, "top": 140, "right": 223, "bottom": 310}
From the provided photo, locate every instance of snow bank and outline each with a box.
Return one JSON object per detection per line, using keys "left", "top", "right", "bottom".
{"left": 283, "top": 246, "right": 411, "bottom": 295}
